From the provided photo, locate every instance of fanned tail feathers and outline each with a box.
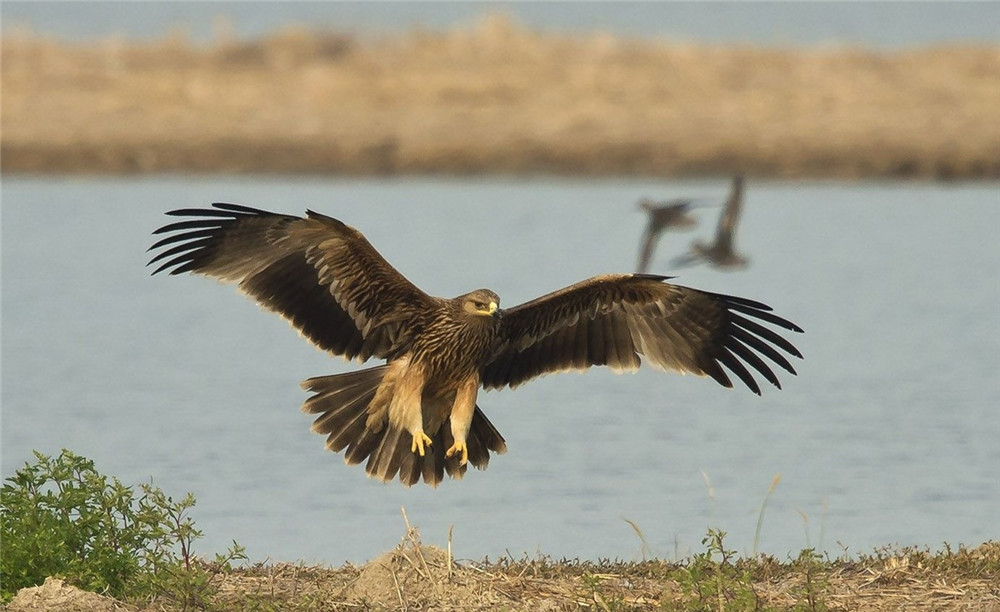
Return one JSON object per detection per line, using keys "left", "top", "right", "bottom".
{"left": 301, "top": 367, "right": 506, "bottom": 487}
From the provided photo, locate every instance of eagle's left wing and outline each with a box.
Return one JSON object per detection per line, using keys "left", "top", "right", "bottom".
{"left": 481, "top": 274, "right": 802, "bottom": 394}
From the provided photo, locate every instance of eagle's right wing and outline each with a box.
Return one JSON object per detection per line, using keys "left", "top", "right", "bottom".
{"left": 148, "top": 203, "right": 434, "bottom": 362}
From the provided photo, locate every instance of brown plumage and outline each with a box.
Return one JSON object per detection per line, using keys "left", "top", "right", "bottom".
{"left": 148, "top": 203, "right": 803, "bottom": 487}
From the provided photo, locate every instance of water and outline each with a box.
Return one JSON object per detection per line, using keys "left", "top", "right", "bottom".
{"left": 3, "top": 1, "right": 997, "bottom": 48}
{"left": 2, "top": 176, "right": 998, "bottom": 565}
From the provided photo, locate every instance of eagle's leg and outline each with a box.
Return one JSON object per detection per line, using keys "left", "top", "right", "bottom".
{"left": 386, "top": 359, "right": 433, "bottom": 457}
{"left": 411, "top": 431, "right": 433, "bottom": 456}
{"left": 445, "top": 377, "right": 478, "bottom": 466}
{"left": 445, "top": 440, "right": 467, "bottom": 465}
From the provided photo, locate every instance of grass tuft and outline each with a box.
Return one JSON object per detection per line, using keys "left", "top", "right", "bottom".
{"left": 752, "top": 474, "right": 782, "bottom": 557}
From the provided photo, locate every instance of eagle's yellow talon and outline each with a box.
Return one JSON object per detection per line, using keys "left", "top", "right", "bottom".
{"left": 411, "top": 432, "right": 433, "bottom": 456}
{"left": 446, "top": 441, "right": 469, "bottom": 466}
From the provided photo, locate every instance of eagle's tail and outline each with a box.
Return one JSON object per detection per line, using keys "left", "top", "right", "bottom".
{"left": 301, "top": 367, "right": 507, "bottom": 487}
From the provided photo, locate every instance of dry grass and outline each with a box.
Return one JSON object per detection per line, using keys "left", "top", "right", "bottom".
{"left": 3, "top": 14, "right": 999, "bottom": 179}
{"left": 7, "top": 522, "right": 1000, "bottom": 611}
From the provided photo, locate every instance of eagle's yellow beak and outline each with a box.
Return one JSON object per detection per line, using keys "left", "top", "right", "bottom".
{"left": 487, "top": 301, "right": 498, "bottom": 315}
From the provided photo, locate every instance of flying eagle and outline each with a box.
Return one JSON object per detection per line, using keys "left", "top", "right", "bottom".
{"left": 149, "top": 203, "right": 802, "bottom": 487}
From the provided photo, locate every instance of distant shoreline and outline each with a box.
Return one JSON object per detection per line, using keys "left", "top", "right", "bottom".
{"left": 3, "top": 18, "right": 999, "bottom": 179}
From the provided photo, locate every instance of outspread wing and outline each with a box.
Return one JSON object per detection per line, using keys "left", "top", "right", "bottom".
{"left": 148, "top": 203, "right": 435, "bottom": 361}
{"left": 481, "top": 274, "right": 802, "bottom": 394}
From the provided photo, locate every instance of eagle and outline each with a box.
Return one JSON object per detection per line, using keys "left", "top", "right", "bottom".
{"left": 148, "top": 203, "right": 802, "bottom": 487}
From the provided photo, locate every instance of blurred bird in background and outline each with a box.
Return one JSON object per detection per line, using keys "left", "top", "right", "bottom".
{"left": 673, "top": 175, "right": 749, "bottom": 270}
{"left": 635, "top": 197, "right": 700, "bottom": 274}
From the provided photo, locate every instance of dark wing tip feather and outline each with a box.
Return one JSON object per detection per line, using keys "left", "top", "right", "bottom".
{"left": 715, "top": 292, "right": 773, "bottom": 312}
{"left": 147, "top": 228, "right": 216, "bottom": 252}
{"left": 730, "top": 327, "right": 798, "bottom": 376}
{"left": 727, "top": 337, "right": 782, "bottom": 390}
{"left": 146, "top": 204, "right": 236, "bottom": 275}
{"left": 149, "top": 203, "right": 275, "bottom": 276}
{"left": 164, "top": 208, "right": 233, "bottom": 218}
{"left": 634, "top": 273, "right": 675, "bottom": 282}
{"left": 701, "top": 358, "right": 734, "bottom": 390}
{"left": 305, "top": 208, "right": 350, "bottom": 231}
{"left": 161, "top": 202, "right": 273, "bottom": 219}
{"left": 150, "top": 255, "right": 201, "bottom": 276}
{"left": 729, "top": 301, "right": 804, "bottom": 334}
{"left": 151, "top": 218, "right": 224, "bottom": 236}
{"left": 717, "top": 347, "right": 762, "bottom": 395}
{"left": 147, "top": 230, "right": 215, "bottom": 275}
{"left": 147, "top": 238, "right": 211, "bottom": 266}
{"left": 711, "top": 291, "right": 804, "bottom": 334}
{"left": 694, "top": 290, "right": 804, "bottom": 393}
{"left": 728, "top": 313, "right": 803, "bottom": 360}
{"left": 210, "top": 202, "right": 273, "bottom": 214}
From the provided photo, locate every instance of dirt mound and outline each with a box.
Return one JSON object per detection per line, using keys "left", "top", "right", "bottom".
{"left": 6, "top": 577, "right": 133, "bottom": 612}
{"left": 347, "top": 540, "right": 505, "bottom": 609}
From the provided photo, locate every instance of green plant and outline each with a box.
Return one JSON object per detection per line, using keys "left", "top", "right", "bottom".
{"left": 580, "top": 572, "right": 626, "bottom": 612}
{"left": 789, "top": 548, "right": 830, "bottom": 612}
{"left": 131, "top": 485, "right": 248, "bottom": 609}
{"left": 664, "top": 529, "right": 761, "bottom": 612}
{"left": 0, "top": 449, "right": 245, "bottom": 606}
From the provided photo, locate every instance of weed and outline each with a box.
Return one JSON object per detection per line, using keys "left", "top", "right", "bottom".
{"left": 752, "top": 475, "right": 781, "bottom": 556}
{"left": 664, "top": 528, "right": 761, "bottom": 612}
{"left": 581, "top": 572, "right": 621, "bottom": 611}
{"left": 624, "top": 517, "right": 653, "bottom": 561}
{"left": 789, "top": 548, "right": 830, "bottom": 612}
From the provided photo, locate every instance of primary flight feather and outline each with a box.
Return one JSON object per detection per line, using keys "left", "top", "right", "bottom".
{"left": 149, "top": 203, "right": 803, "bottom": 487}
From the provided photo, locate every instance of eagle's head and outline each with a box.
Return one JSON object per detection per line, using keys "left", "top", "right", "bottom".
{"left": 459, "top": 288, "right": 500, "bottom": 318}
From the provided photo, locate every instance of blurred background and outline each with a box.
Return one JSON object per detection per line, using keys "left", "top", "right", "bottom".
{"left": 2, "top": 1, "right": 999, "bottom": 566}
{"left": 3, "top": 1, "right": 999, "bottom": 177}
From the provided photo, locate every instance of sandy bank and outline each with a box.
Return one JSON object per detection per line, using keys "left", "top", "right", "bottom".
{"left": 3, "top": 16, "right": 999, "bottom": 178}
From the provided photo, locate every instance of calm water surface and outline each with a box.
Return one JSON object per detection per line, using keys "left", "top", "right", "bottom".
{"left": 2, "top": 176, "right": 998, "bottom": 565}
